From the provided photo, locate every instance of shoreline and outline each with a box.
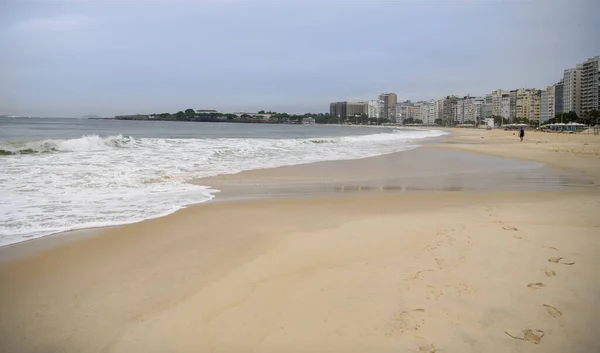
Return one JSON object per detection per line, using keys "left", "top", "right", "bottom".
{"left": 0, "top": 129, "right": 588, "bottom": 254}
{"left": 0, "top": 130, "right": 446, "bottom": 250}
{"left": 1, "top": 128, "right": 600, "bottom": 352}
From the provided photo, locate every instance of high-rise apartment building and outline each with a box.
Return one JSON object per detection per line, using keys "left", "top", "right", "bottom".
{"left": 529, "top": 90, "right": 542, "bottom": 124}
{"left": 509, "top": 90, "right": 518, "bottom": 120}
{"left": 488, "top": 89, "right": 508, "bottom": 117}
{"left": 397, "top": 100, "right": 413, "bottom": 124}
{"left": 554, "top": 80, "right": 564, "bottom": 115}
{"left": 442, "top": 96, "right": 458, "bottom": 124}
{"left": 563, "top": 65, "right": 582, "bottom": 116}
{"left": 541, "top": 86, "right": 555, "bottom": 123}
{"left": 501, "top": 94, "right": 511, "bottom": 119}
{"left": 422, "top": 100, "right": 438, "bottom": 125}
{"left": 436, "top": 99, "right": 445, "bottom": 123}
{"left": 368, "top": 100, "right": 382, "bottom": 120}
{"left": 346, "top": 101, "right": 369, "bottom": 117}
{"left": 329, "top": 101, "right": 347, "bottom": 119}
{"left": 581, "top": 56, "right": 600, "bottom": 114}
{"left": 378, "top": 93, "right": 397, "bottom": 122}
{"left": 485, "top": 93, "right": 493, "bottom": 119}
{"left": 516, "top": 89, "right": 534, "bottom": 120}
{"left": 456, "top": 96, "right": 485, "bottom": 123}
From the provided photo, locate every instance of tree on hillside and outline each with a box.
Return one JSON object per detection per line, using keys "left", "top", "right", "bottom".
{"left": 184, "top": 109, "right": 195, "bottom": 118}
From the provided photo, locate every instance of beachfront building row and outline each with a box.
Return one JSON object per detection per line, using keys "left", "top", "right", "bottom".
{"left": 558, "top": 56, "right": 600, "bottom": 119}
{"left": 330, "top": 93, "right": 397, "bottom": 122}
{"left": 329, "top": 55, "right": 598, "bottom": 125}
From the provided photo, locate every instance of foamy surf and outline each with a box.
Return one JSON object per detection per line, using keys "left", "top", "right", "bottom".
{"left": 0, "top": 129, "right": 447, "bottom": 245}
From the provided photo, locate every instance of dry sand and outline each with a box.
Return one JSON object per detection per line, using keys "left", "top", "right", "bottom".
{"left": 1, "top": 129, "right": 599, "bottom": 353}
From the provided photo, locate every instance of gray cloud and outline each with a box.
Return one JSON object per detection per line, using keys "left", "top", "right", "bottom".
{"left": 1, "top": 0, "right": 599, "bottom": 116}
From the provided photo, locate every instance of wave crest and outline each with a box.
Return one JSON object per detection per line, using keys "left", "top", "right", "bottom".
{"left": 0, "top": 135, "right": 136, "bottom": 154}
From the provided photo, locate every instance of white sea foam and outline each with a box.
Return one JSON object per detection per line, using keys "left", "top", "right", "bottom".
{"left": 0, "top": 129, "right": 447, "bottom": 245}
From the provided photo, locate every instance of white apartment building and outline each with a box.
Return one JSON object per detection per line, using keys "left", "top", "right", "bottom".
{"left": 422, "top": 100, "right": 438, "bottom": 124}
{"left": 436, "top": 99, "right": 444, "bottom": 122}
{"left": 473, "top": 97, "right": 485, "bottom": 122}
{"left": 581, "top": 56, "right": 600, "bottom": 114}
{"left": 490, "top": 89, "right": 508, "bottom": 117}
{"left": 501, "top": 95, "right": 511, "bottom": 119}
{"left": 516, "top": 89, "right": 536, "bottom": 120}
{"left": 455, "top": 96, "right": 485, "bottom": 123}
{"left": 563, "top": 65, "right": 582, "bottom": 117}
{"left": 368, "top": 100, "right": 382, "bottom": 120}
{"left": 541, "top": 86, "right": 555, "bottom": 122}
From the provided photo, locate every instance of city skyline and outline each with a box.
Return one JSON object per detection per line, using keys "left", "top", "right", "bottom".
{"left": 2, "top": 0, "right": 600, "bottom": 117}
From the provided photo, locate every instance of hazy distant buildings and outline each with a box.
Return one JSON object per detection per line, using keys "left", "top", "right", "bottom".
{"left": 501, "top": 94, "right": 511, "bottom": 119}
{"left": 346, "top": 101, "right": 369, "bottom": 117}
{"left": 563, "top": 65, "right": 582, "bottom": 117}
{"left": 581, "top": 56, "right": 600, "bottom": 114}
{"left": 378, "top": 93, "right": 397, "bottom": 122}
{"left": 329, "top": 101, "right": 347, "bottom": 119}
{"left": 509, "top": 90, "right": 518, "bottom": 120}
{"left": 323, "top": 54, "right": 599, "bottom": 126}
{"left": 368, "top": 100, "right": 383, "bottom": 120}
{"left": 456, "top": 96, "right": 485, "bottom": 123}
{"left": 441, "top": 96, "right": 458, "bottom": 124}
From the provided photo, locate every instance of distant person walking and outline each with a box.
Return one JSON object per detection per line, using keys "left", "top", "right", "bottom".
{"left": 519, "top": 128, "right": 525, "bottom": 142}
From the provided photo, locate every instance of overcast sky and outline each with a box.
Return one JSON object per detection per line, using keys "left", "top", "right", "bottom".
{"left": 1, "top": 0, "right": 599, "bottom": 117}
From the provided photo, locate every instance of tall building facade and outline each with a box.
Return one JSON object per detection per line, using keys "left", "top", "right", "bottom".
{"left": 581, "top": 56, "right": 600, "bottom": 114}
{"left": 397, "top": 100, "right": 413, "bottom": 123}
{"left": 529, "top": 90, "right": 542, "bottom": 124}
{"left": 541, "top": 86, "right": 555, "bottom": 122}
{"left": 378, "top": 93, "right": 397, "bottom": 122}
{"left": 442, "top": 96, "right": 458, "bottom": 124}
{"left": 485, "top": 93, "right": 493, "bottom": 119}
{"left": 509, "top": 90, "right": 518, "bottom": 120}
{"left": 346, "top": 101, "right": 369, "bottom": 117}
{"left": 563, "top": 65, "right": 582, "bottom": 116}
{"left": 516, "top": 89, "right": 533, "bottom": 120}
{"left": 554, "top": 80, "right": 564, "bottom": 115}
{"left": 368, "top": 100, "right": 382, "bottom": 120}
{"left": 436, "top": 99, "right": 445, "bottom": 123}
{"left": 489, "top": 89, "right": 508, "bottom": 117}
{"left": 456, "top": 96, "right": 485, "bottom": 123}
{"left": 501, "top": 95, "right": 511, "bottom": 119}
{"left": 329, "top": 101, "right": 347, "bottom": 119}
{"left": 422, "top": 100, "right": 438, "bottom": 125}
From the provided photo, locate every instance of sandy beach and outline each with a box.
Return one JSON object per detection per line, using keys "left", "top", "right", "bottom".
{"left": 1, "top": 128, "right": 600, "bottom": 353}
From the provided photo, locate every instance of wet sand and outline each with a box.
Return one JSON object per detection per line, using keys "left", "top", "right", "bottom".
{"left": 1, "top": 129, "right": 600, "bottom": 353}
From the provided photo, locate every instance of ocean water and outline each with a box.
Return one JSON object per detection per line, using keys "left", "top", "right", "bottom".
{"left": 0, "top": 118, "right": 447, "bottom": 245}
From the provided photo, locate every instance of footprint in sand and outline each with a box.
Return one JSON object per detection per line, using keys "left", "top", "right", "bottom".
{"left": 425, "top": 287, "right": 443, "bottom": 300}
{"left": 415, "top": 337, "right": 436, "bottom": 352}
{"left": 502, "top": 225, "right": 518, "bottom": 231}
{"left": 407, "top": 269, "right": 433, "bottom": 280}
{"left": 543, "top": 269, "right": 556, "bottom": 277}
{"left": 543, "top": 304, "right": 563, "bottom": 317}
{"left": 543, "top": 246, "right": 560, "bottom": 251}
{"left": 505, "top": 329, "right": 545, "bottom": 344}
{"left": 527, "top": 282, "right": 545, "bottom": 289}
{"left": 389, "top": 308, "right": 426, "bottom": 334}
{"left": 548, "top": 257, "right": 575, "bottom": 265}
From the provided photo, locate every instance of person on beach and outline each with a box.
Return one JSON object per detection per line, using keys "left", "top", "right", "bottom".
{"left": 519, "top": 128, "right": 525, "bottom": 142}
